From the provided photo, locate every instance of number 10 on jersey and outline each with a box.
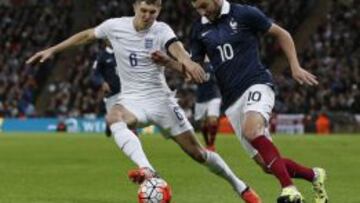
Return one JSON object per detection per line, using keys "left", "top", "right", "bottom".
{"left": 216, "top": 43, "right": 234, "bottom": 62}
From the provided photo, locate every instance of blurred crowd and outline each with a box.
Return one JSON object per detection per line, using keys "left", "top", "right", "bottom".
{"left": 0, "top": 0, "right": 359, "bottom": 119}
{"left": 0, "top": 0, "right": 72, "bottom": 117}
{"left": 274, "top": 0, "right": 360, "bottom": 114}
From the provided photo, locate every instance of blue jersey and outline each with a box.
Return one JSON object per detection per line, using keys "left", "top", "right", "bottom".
{"left": 91, "top": 47, "right": 121, "bottom": 97}
{"left": 190, "top": 2, "right": 273, "bottom": 110}
{"left": 196, "top": 62, "right": 221, "bottom": 103}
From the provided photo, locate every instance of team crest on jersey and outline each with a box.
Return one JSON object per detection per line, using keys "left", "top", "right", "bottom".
{"left": 145, "top": 38, "right": 154, "bottom": 49}
{"left": 229, "top": 18, "right": 238, "bottom": 33}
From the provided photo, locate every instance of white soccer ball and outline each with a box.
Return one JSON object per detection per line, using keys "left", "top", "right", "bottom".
{"left": 138, "top": 178, "right": 172, "bottom": 203}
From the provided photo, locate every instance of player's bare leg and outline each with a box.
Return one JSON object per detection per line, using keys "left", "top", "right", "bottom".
{"left": 107, "top": 104, "right": 155, "bottom": 184}
{"left": 200, "top": 120, "right": 211, "bottom": 148}
{"left": 172, "top": 130, "right": 261, "bottom": 203}
{"left": 243, "top": 111, "right": 303, "bottom": 202}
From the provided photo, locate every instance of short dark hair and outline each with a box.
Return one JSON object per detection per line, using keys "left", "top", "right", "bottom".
{"left": 134, "top": 0, "right": 162, "bottom": 6}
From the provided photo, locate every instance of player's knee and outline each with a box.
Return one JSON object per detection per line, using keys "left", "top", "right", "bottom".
{"left": 242, "top": 123, "right": 259, "bottom": 140}
{"left": 207, "top": 116, "right": 218, "bottom": 125}
{"left": 242, "top": 112, "right": 266, "bottom": 140}
{"left": 106, "top": 112, "right": 123, "bottom": 125}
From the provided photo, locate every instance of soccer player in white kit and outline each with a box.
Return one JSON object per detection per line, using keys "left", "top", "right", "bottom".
{"left": 26, "top": 0, "right": 261, "bottom": 202}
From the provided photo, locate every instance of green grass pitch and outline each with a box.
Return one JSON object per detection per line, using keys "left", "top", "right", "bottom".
{"left": 0, "top": 133, "right": 359, "bottom": 203}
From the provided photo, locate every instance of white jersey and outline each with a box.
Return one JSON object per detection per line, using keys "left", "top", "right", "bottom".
{"left": 94, "top": 17, "right": 176, "bottom": 99}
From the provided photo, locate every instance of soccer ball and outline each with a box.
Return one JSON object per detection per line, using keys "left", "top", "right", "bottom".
{"left": 138, "top": 178, "right": 172, "bottom": 203}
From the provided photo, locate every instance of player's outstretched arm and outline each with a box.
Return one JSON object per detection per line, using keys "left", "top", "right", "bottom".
{"left": 267, "top": 23, "right": 318, "bottom": 86}
{"left": 151, "top": 51, "right": 192, "bottom": 81}
{"left": 26, "top": 28, "right": 96, "bottom": 64}
{"left": 167, "top": 41, "right": 206, "bottom": 83}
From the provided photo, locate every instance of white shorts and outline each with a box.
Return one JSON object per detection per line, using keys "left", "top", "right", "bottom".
{"left": 225, "top": 84, "right": 274, "bottom": 157}
{"left": 194, "top": 98, "right": 221, "bottom": 121}
{"left": 104, "top": 93, "right": 121, "bottom": 112}
{"left": 116, "top": 96, "right": 194, "bottom": 137}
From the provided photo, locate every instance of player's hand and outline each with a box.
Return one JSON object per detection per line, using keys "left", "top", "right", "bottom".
{"left": 151, "top": 51, "right": 192, "bottom": 81}
{"left": 291, "top": 65, "right": 318, "bottom": 86}
{"left": 182, "top": 59, "right": 206, "bottom": 83}
{"left": 151, "top": 51, "right": 171, "bottom": 66}
{"left": 101, "top": 82, "right": 111, "bottom": 95}
{"left": 26, "top": 49, "right": 54, "bottom": 64}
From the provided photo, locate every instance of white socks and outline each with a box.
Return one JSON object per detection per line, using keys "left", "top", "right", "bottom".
{"left": 203, "top": 151, "right": 248, "bottom": 194}
{"left": 110, "top": 121, "right": 247, "bottom": 195}
{"left": 110, "top": 122, "right": 154, "bottom": 171}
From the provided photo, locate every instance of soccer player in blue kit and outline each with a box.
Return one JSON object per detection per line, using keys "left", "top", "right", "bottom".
{"left": 188, "top": 0, "right": 328, "bottom": 202}
{"left": 194, "top": 60, "right": 221, "bottom": 151}
{"left": 90, "top": 44, "right": 122, "bottom": 136}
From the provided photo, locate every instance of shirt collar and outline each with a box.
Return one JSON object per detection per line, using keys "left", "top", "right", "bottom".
{"left": 105, "top": 46, "right": 114, "bottom": 54}
{"left": 201, "top": 0, "right": 230, "bottom": 24}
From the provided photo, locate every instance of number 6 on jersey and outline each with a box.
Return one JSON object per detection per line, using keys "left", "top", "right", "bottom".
{"left": 129, "top": 53, "right": 138, "bottom": 66}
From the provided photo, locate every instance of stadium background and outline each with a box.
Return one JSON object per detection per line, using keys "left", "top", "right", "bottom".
{"left": 0, "top": 0, "right": 359, "bottom": 134}
{"left": 0, "top": 0, "right": 360, "bottom": 202}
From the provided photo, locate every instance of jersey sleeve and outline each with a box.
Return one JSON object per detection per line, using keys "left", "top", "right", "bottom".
{"left": 158, "top": 23, "right": 178, "bottom": 51}
{"left": 94, "top": 19, "right": 115, "bottom": 39}
{"left": 189, "top": 22, "right": 206, "bottom": 63}
{"left": 242, "top": 6, "right": 272, "bottom": 33}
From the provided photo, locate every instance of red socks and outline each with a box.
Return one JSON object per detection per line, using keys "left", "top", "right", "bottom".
{"left": 251, "top": 136, "right": 293, "bottom": 188}
{"left": 283, "top": 158, "right": 315, "bottom": 182}
{"left": 208, "top": 124, "right": 218, "bottom": 146}
{"left": 202, "top": 124, "right": 218, "bottom": 147}
{"left": 201, "top": 125, "right": 210, "bottom": 146}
